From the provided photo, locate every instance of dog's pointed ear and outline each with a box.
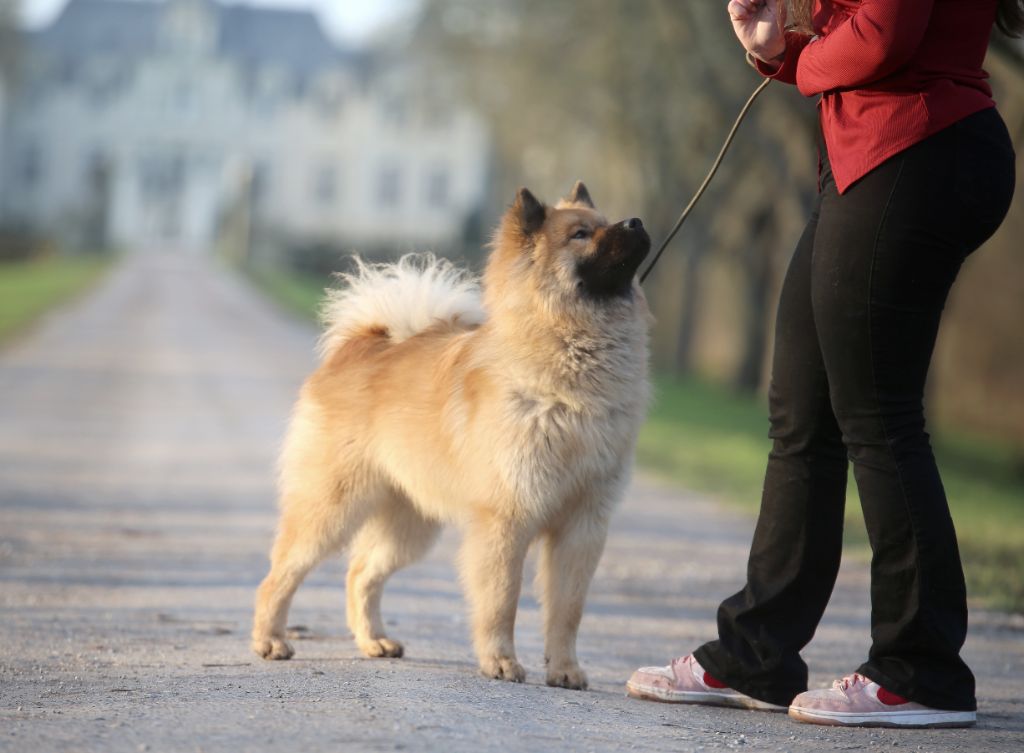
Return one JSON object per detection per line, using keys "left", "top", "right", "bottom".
{"left": 512, "top": 187, "right": 546, "bottom": 236}
{"left": 567, "top": 180, "right": 594, "bottom": 208}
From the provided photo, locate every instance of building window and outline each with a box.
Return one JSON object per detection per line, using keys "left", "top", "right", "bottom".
{"left": 85, "top": 62, "right": 126, "bottom": 108}
{"left": 313, "top": 165, "right": 338, "bottom": 206}
{"left": 422, "top": 102, "right": 453, "bottom": 131}
{"left": 138, "top": 152, "right": 184, "bottom": 199}
{"left": 19, "top": 144, "right": 44, "bottom": 189}
{"left": 173, "top": 80, "right": 195, "bottom": 114}
{"left": 248, "top": 69, "right": 288, "bottom": 117}
{"left": 425, "top": 167, "right": 450, "bottom": 209}
{"left": 58, "top": 60, "right": 77, "bottom": 86}
{"left": 250, "top": 161, "right": 272, "bottom": 205}
{"left": 82, "top": 149, "right": 109, "bottom": 190}
{"left": 380, "top": 95, "right": 407, "bottom": 127}
{"left": 316, "top": 91, "right": 343, "bottom": 119}
{"left": 313, "top": 76, "right": 345, "bottom": 119}
{"left": 376, "top": 166, "right": 401, "bottom": 208}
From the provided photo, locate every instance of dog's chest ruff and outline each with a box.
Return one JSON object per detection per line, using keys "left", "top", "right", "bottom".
{"left": 497, "top": 353, "right": 646, "bottom": 516}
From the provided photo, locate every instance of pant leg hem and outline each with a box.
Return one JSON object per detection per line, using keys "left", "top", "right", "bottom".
{"left": 694, "top": 642, "right": 804, "bottom": 709}
{"left": 857, "top": 663, "right": 977, "bottom": 712}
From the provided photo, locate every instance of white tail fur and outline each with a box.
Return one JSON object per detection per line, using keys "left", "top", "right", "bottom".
{"left": 317, "top": 254, "right": 485, "bottom": 358}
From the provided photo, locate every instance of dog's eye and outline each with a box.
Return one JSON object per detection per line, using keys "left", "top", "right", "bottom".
{"left": 571, "top": 229, "right": 590, "bottom": 241}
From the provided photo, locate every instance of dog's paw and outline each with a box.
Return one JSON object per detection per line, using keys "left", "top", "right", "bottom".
{"left": 252, "top": 636, "right": 295, "bottom": 660}
{"left": 546, "top": 664, "right": 588, "bottom": 690}
{"left": 479, "top": 655, "right": 526, "bottom": 683}
{"left": 358, "top": 637, "right": 404, "bottom": 658}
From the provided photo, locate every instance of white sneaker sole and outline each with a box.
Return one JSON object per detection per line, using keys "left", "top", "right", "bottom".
{"left": 626, "top": 680, "right": 787, "bottom": 712}
{"left": 788, "top": 705, "right": 977, "bottom": 728}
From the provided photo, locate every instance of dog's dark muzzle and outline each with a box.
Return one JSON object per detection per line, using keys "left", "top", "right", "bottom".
{"left": 576, "top": 218, "right": 651, "bottom": 299}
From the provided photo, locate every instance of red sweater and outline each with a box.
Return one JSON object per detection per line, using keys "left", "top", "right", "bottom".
{"left": 756, "top": 0, "right": 998, "bottom": 193}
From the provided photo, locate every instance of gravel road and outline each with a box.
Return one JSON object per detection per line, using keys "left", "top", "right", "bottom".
{"left": 1, "top": 254, "right": 1021, "bottom": 752}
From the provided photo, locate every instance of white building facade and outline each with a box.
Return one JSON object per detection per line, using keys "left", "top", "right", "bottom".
{"left": 0, "top": 0, "right": 490, "bottom": 255}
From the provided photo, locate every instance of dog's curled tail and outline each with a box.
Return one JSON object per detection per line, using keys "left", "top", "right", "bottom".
{"left": 317, "top": 253, "right": 484, "bottom": 358}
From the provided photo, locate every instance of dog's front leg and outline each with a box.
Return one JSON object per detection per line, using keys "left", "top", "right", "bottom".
{"left": 459, "top": 511, "right": 533, "bottom": 682}
{"left": 537, "top": 510, "right": 610, "bottom": 690}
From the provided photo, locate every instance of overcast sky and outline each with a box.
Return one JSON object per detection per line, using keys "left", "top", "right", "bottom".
{"left": 18, "top": 0, "right": 421, "bottom": 44}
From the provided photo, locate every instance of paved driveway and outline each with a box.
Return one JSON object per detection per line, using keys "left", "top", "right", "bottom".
{"left": 0, "top": 254, "right": 1021, "bottom": 752}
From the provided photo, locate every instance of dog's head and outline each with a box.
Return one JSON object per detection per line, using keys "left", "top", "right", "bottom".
{"left": 485, "top": 182, "right": 650, "bottom": 320}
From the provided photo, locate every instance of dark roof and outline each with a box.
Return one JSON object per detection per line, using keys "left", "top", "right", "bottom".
{"left": 29, "top": 0, "right": 349, "bottom": 77}
{"left": 34, "top": 0, "right": 159, "bottom": 59}
{"left": 219, "top": 5, "right": 343, "bottom": 75}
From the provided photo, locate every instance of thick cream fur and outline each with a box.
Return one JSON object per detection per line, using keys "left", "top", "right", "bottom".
{"left": 252, "top": 195, "right": 650, "bottom": 689}
{"left": 317, "top": 254, "right": 484, "bottom": 356}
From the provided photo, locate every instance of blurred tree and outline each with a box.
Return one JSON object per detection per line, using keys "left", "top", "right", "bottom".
{"left": 0, "top": 0, "right": 19, "bottom": 84}
{"left": 930, "top": 46, "right": 1024, "bottom": 448}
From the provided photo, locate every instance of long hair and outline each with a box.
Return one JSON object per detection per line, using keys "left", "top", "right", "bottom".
{"left": 786, "top": 0, "right": 814, "bottom": 34}
{"left": 997, "top": 0, "right": 1024, "bottom": 35}
{"left": 788, "top": 0, "right": 1024, "bottom": 37}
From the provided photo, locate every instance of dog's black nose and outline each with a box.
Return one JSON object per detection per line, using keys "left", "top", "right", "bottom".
{"left": 625, "top": 218, "right": 643, "bottom": 230}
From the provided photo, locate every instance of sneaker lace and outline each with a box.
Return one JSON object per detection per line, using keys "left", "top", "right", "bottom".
{"left": 669, "top": 654, "right": 693, "bottom": 675}
{"left": 833, "top": 672, "right": 870, "bottom": 693}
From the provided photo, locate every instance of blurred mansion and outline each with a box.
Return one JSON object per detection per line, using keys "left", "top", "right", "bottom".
{"left": 0, "top": 0, "right": 490, "bottom": 256}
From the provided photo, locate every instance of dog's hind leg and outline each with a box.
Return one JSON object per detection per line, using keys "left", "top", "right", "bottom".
{"left": 252, "top": 483, "right": 371, "bottom": 660}
{"left": 536, "top": 508, "right": 611, "bottom": 690}
{"left": 459, "top": 511, "right": 534, "bottom": 683}
{"left": 345, "top": 493, "right": 441, "bottom": 658}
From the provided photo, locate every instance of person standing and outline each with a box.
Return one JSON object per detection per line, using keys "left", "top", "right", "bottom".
{"left": 627, "top": 0, "right": 1018, "bottom": 728}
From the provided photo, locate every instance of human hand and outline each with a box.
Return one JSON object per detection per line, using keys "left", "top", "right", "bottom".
{"left": 728, "top": 0, "right": 787, "bottom": 62}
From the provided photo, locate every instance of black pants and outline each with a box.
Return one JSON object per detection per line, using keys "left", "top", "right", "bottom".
{"left": 694, "top": 107, "right": 1016, "bottom": 711}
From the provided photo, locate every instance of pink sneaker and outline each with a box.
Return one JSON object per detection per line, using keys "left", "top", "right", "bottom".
{"left": 788, "top": 673, "right": 977, "bottom": 728}
{"left": 626, "top": 654, "right": 786, "bottom": 711}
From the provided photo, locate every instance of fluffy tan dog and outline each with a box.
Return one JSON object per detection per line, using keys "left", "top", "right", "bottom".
{"left": 252, "top": 182, "right": 651, "bottom": 689}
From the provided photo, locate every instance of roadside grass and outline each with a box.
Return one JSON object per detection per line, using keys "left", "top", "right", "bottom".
{"left": 0, "top": 256, "right": 111, "bottom": 344}
{"left": 242, "top": 266, "right": 1024, "bottom": 613}
{"left": 242, "top": 263, "right": 328, "bottom": 322}
{"left": 639, "top": 376, "right": 1024, "bottom": 614}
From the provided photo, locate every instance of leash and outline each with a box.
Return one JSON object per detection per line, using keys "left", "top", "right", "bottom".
{"left": 638, "top": 77, "right": 772, "bottom": 285}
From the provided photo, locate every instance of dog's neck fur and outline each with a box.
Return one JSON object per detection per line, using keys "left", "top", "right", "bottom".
{"left": 476, "top": 290, "right": 649, "bottom": 413}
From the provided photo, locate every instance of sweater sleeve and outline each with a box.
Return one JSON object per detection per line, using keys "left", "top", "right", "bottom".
{"left": 752, "top": 31, "right": 813, "bottom": 85}
{"left": 795, "top": 0, "right": 934, "bottom": 96}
